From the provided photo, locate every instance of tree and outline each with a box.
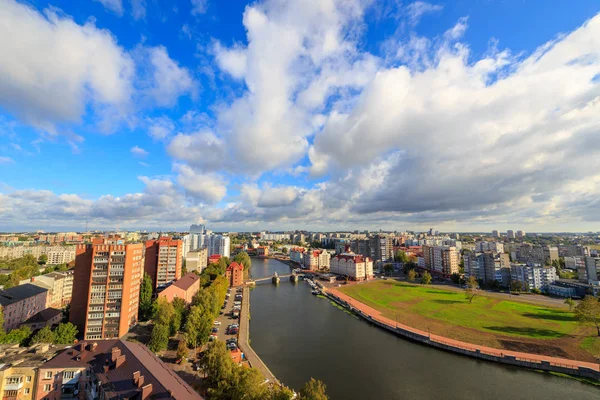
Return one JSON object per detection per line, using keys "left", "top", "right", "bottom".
{"left": 201, "top": 340, "right": 233, "bottom": 388}
{"left": 176, "top": 339, "right": 188, "bottom": 360}
{"left": 450, "top": 273, "right": 460, "bottom": 284}
{"left": 186, "top": 305, "right": 212, "bottom": 348}
{"left": 53, "top": 322, "right": 78, "bottom": 344}
{"left": 407, "top": 269, "right": 417, "bottom": 282}
{"left": 402, "top": 262, "right": 416, "bottom": 274}
{"left": 575, "top": 296, "right": 600, "bottom": 336}
{"left": 171, "top": 297, "right": 187, "bottom": 335}
{"left": 2, "top": 326, "right": 32, "bottom": 345}
{"left": 510, "top": 280, "right": 523, "bottom": 293}
{"left": 148, "top": 323, "right": 170, "bottom": 352}
{"left": 299, "top": 378, "right": 328, "bottom": 400}
{"left": 394, "top": 250, "right": 410, "bottom": 263}
{"left": 383, "top": 264, "right": 394, "bottom": 276}
{"left": 154, "top": 297, "right": 175, "bottom": 328}
{"left": 465, "top": 276, "right": 479, "bottom": 303}
{"left": 38, "top": 254, "right": 48, "bottom": 265}
{"left": 271, "top": 386, "right": 296, "bottom": 400}
{"left": 139, "top": 273, "right": 154, "bottom": 321}
{"left": 421, "top": 271, "right": 432, "bottom": 285}
{"left": 565, "top": 297, "right": 575, "bottom": 311}
{"left": 234, "top": 252, "right": 252, "bottom": 271}
{"left": 31, "top": 326, "right": 56, "bottom": 344}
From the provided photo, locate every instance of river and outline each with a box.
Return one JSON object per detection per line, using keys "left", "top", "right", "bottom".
{"left": 248, "top": 257, "right": 599, "bottom": 399}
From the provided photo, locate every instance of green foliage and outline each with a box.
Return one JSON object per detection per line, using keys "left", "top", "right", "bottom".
{"left": 171, "top": 297, "right": 187, "bottom": 334}
{"left": 575, "top": 296, "right": 600, "bottom": 336}
{"left": 155, "top": 297, "right": 175, "bottom": 326}
{"left": 53, "top": 322, "right": 78, "bottom": 344}
{"left": 383, "top": 264, "right": 394, "bottom": 276}
{"left": 450, "top": 273, "right": 460, "bottom": 284}
{"left": 421, "top": 271, "right": 432, "bottom": 285}
{"left": 38, "top": 254, "right": 48, "bottom": 264}
{"left": 31, "top": 326, "right": 56, "bottom": 344}
{"left": 0, "top": 255, "right": 42, "bottom": 288}
{"left": 402, "top": 262, "right": 416, "bottom": 274}
{"left": 139, "top": 273, "right": 154, "bottom": 321}
{"left": 299, "top": 378, "right": 329, "bottom": 400}
{"left": 176, "top": 339, "right": 188, "bottom": 360}
{"left": 465, "top": 275, "right": 479, "bottom": 303}
{"left": 148, "top": 323, "right": 170, "bottom": 352}
{"left": 233, "top": 252, "right": 252, "bottom": 270}
{"left": 510, "top": 280, "right": 523, "bottom": 292}
{"left": 407, "top": 269, "right": 416, "bottom": 282}
{"left": 394, "top": 250, "right": 410, "bottom": 263}
{"left": 1, "top": 326, "right": 32, "bottom": 345}
{"left": 565, "top": 297, "right": 575, "bottom": 311}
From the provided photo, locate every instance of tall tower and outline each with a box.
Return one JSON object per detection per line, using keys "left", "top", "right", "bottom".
{"left": 144, "top": 237, "right": 183, "bottom": 289}
{"left": 70, "top": 237, "right": 144, "bottom": 340}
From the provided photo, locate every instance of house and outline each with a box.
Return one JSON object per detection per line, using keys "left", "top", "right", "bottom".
{"left": 208, "top": 254, "right": 222, "bottom": 265}
{"left": 158, "top": 273, "right": 201, "bottom": 304}
{"left": 225, "top": 262, "right": 244, "bottom": 287}
{"left": 0, "top": 284, "right": 48, "bottom": 331}
{"left": 256, "top": 246, "right": 269, "bottom": 257}
{"left": 21, "top": 308, "right": 63, "bottom": 331}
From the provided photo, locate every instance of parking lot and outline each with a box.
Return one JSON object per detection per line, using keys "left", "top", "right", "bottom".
{"left": 211, "top": 286, "right": 244, "bottom": 350}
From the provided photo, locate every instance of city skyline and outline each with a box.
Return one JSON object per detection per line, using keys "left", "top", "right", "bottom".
{"left": 1, "top": 0, "right": 600, "bottom": 232}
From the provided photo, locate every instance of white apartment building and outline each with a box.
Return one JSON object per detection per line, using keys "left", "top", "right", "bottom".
{"left": 259, "top": 232, "right": 290, "bottom": 241}
{"left": 289, "top": 248, "right": 306, "bottom": 265}
{"left": 330, "top": 252, "right": 373, "bottom": 281}
{"left": 474, "top": 241, "right": 505, "bottom": 253}
{"left": 28, "top": 270, "right": 74, "bottom": 308}
{"left": 303, "top": 250, "right": 331, "bottom": 271}
{"left": 511, "top": 264, "right": 558, "bottom": 291}
{"left": 185, "top": 248, "right": 208, "bottom": 273}
{"left": 182, "top": 233, "right": 230, "bottom": 258}
{"left": 0, "top": 246, "right": 76, "bottom": 264}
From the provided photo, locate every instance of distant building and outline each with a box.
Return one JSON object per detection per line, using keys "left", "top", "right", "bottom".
{"left": 36, "top": 340, "right": 204, "bottom": 400}
{"left": 303, "top": 250, "right": 330, "bottom": 271}
{"left": 144, "top": 237, "right": 183, "bottom": 289}
{"left": 70, "top": 237, "right": 144, "bottom": 340}
{"left": 474, "top": 241, "right": 504, "bottom": 253}
{"left": 507, "top": 230, "right": 515, "bottom": 239}
{"left": 511, "top": 265, "right": 558, "bottom": 291}
{"left": 0, "top": 284, "right": 48, "bottom": 331}
{"left": 351, "top": 235, "right": 393, "bottom": 262}
{"left": 516, "top": 230, "right": 525, "bottom": 238}
{"left": 0, "top": 246, "right": 76, "bottom": 264}
{"left": 185, "top": 248, "right": 208, "bottom": 273}
{"left": 158, "top": 273, "right": 201, "bottom": 304}
{"left": 463, "top": 251, "right": 510, "bottom": 285}
{"left": 207, "top": 235, "right": 230, "bottom": 258}
{"left": 289, "top": 248, "right": 306, "bottom": 265}
{"left": 225, "top": 262, "right": 244, "bottom": 287}
{"left": 29, "top": 270, "right": 74, "bottom": 309}
{"left": 208, "top": 254, "right": 222, "bottom": 265}
{"left": 256, "top": 246, "right": 269, "bottom": 257}
{"left": 20, "top": 308, "right": 62, "bottom": 331}
{"left": 422, "top": 246, "right": 459, "bottom": 275}
{"left": 330, "top": 252, "right": 373, "bottom": 281}
{"left": 491, "top": 230, "right": 500, "bottom": 238}
{"left": 583, "top": 257, "right": 600, "bottom": 283}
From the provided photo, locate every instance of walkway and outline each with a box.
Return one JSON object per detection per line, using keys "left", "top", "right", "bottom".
{"left": 238, "top": 286, "right": 280, "bottom": 384}
{"left": 327, "top": 287, "right": 600, "bottom": 373}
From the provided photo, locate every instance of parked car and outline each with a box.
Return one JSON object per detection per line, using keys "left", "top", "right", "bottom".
{"left": 213, "top": 321, "right": 221, "bottom": 325}
{"left": 211, "top": 327, "right": 219, "bottom": 333}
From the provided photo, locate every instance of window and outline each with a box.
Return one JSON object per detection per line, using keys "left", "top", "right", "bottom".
{"left": 63, "top": 371, "right": 75, "bottom": 380}
{"left": 25, "top": 388, "right": 30, "bottom": 394}
{"left": 44, "top": 384, "right": 51, "bottom": 392}
{"left": 26, "top": 376, "right": 32, "bottom": 382}
{"left": 45, "top": 371, "right": 52, "bottom": 379}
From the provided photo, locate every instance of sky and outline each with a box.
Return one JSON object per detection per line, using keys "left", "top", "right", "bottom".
{"left": 1, "top": 0, "right": 600, "bottom": 233}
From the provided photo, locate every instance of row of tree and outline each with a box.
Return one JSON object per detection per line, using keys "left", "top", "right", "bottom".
{"left": 201, "top": 340, "right": 328, "bottom": 400}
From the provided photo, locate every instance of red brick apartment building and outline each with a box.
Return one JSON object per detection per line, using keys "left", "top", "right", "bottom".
{"left": 225, "top": 262, "right": 244, "bottom": 287}
{"left": 70, "top": 237, "right": 144, "bottom": 340}
{"left": 144, "top": 237, "right": 182, "bottom": 289}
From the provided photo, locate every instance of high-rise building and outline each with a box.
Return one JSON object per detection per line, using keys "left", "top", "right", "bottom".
{"left": 583, "top": 257, "right": 600, "bottom": 283}
{"left": 144, "top": 237, "right": 183, "bottom": 289}
{"left": 70, "top": 237, "right": 144, "bottom": 340}
{"left": 423, "top": 246, "right": 459, "bottom": 275}
{"left": 207, "top": 235, "right": 231, "bottom": 258}
{"left": 491, "top": 230, "right": 499, "bottom": 238}
{"left": 185, "top": 248, "right": 208, "bottom": 273}
{"left": 190, "top": 224, "right": 206, "bottom": 234}
{"left": 516, "top": 230, "right": 525, "bottom": 238}
{"left": 507, "top": 230, "right": 515, "bottom": 239}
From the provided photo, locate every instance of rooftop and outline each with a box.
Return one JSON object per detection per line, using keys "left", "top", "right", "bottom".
{"left": 171, "top": 272, "right": 200, "bottom": 291}
{"left": 0, "top": 283, "right": 48, "bottom": 306}
{"left": 0, "top": 344, "right": 69, "bottom": 370}
{"left": 22, "top": 307, "right": 62, "bottom": 325}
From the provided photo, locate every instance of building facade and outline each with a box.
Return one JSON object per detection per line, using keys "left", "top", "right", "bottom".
{"left": 70, "top": 238, "right": 144, "bottom": 340}
{"left": 0, "top": 284, "right": 48, "bottom": 331}
{"left": 423, "top": 246, "right": 459, "bottom": 275}
{"left": 29, "top": 271, "right": 74, "bottom": 309}
{"left": 158, "top": 273, "right": 201, "bottom": 304}
{"left": 185, "top": 248, "right": 208, "bottom": 273}
{"left": 510, "top": 265, "right": 558, "bottom": 291}
{"left": 225, "top": 262, "right": 244, "bottom": 287}
{"left": 330, "top": 253, "right": 373, "bottom": 281}
{"left": 144, "top": 237, "right": 183, "bottom": 289}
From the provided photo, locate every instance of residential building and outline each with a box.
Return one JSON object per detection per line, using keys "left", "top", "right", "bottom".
{"left": 464, "top": 251, "right": 510, "bottom": 285}
{"left": 491, "top": 230, "right": 499, "bottom": 238}
{"left": 293, "top": 233, "right": 306, "bottom": 244}
{"left": 185, "top": 248, "right": 208, "bottom": 273}
{"left": 514, "top": 244, "right": 559, "bottom": 265}
{"left": 190, "top": 224, "right": 206, "bottom": 234}
{"left": 507, "top": 230, "right": 515, "bottom": 239}
{"left": 29, "top": 270, "right": 74, "bottom": 309}
{"left": 256, "top": 246, "right": 269, "bottom": 257}
{"left": 0, "top": 344, "right": 64, "bottom": 400}
{"left": 144, "top": 237, "right": 183, "bottom": 289}
{"left": 208, "top": 254, "right": 221, "bottom": 265}
{"left": 35, "top": 340, "right": 204, "bottom": 400}
{"left": 225, "top": 262, "right": 244, "bottom": 287}
{"left": 422, "top": 246, "right": 459, "bottom": 275}
{"left": 583, "top": 257, "right": 600, "bottom": 283}
{"left": 70, "top": 237, "right": 144, "bottom": 340}
{"left": 474, "top": 241, "right": 504, "bottom": 253}
{"left": 564, "top": 256, "right": 585, "bottom": 271}
{"left": 516, "top": 230, "right": 525, "bottom": 238}
{"left": 559, "top": 245, "right": 590, "bottom": 257}
{"left": 20, "top": 308, "right": 63, "bottom": 331}
{"left": 547, "top": 283, "right": 578, "bottom": 298}
{"left": 158, "top": 273, "right": 201, "bottom": 304}
{"left": 463, "top": 251, "right": 485, "bottom": 282}
{"left": 303, "top": 250, "right": 331, "bottom": 271}
{"left": 0, "top": 246, "right": 76, "bottom": 264}
{"left": 259, "top": 232, "right": 289, "bottom": 241}
{"left": 330, "top": 252, "right": 373, "bottom": 281}
{"left": 206, "top": 235, "right": 230, "bottom": 258}
{"left": 511, "top": 264, "right": 558, "bottom": 291}
{"left": 0, "top": 284, "right": 48, "bottom": 331}
{"left": 289, "top": 248, "right": 306, "bottom": 265}
{"left": 351, "top": 235, "right": 393, "bottom": 262}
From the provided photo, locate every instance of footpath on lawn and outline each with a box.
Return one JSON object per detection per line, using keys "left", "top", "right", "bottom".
{"left": 326, "top": 282, "right": 600, "bottom": 379}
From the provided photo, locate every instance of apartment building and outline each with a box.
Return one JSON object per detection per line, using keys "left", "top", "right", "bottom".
{"left": 0, "top": 246, "right": 76, "bottom": 264}
{"left": 70, "top": 238, "right": 144, "bottom": 340}
{"left": 582, "top": 257, "right": 600, "bottom": 283}
{"left": 29, "top": 271, "right": 74, "bottom": 308}
{"left": 185, "top": 248, "right": 208, "bottom": 273}
{"left": 510, "top": 264, "right": 558, "bottom": 291}
{"left": 20, "top": 308, "right": 63, "bottom": 331}
{"left": 0, "top": 284, "right": 48, "bottom": 331}
{"left": 303, "top": 250, "right": 331, "bottom": 271}
{"left": 330, "top": 252, "right": 374, "bottom": 281}
{"left": 463, "top": 251, "right": 510, "bottom": 285}
{"left": 35, "top": 340, "right": 203, "bottom": 400}
{"left": 144, "top": 237, "right": 182, "bottom": 289}
{"left": 423, "top": 246, "right": 459, "bottom": 275}
{"left": 513, "top": 244, "right": 559, "bottom": 265}
{"left": 289, "top": 248, "right": 306, "bottom": 265}
{"left": 474, "top": 241, "right": 504, "bottom": 253}
{"left": 351, "top": 235, "right": 393, "bottom": 262}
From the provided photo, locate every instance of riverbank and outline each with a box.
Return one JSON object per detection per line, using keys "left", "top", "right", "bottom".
{"left": 324, "top": 287, "right": 600, "bottom": 382}
{"left": 238, "top": 286, "right": 280, "bottom": 385}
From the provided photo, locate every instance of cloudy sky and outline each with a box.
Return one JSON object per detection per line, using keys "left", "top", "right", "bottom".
{"left": 1, "top": 0, "right": 600, "bottom": 233}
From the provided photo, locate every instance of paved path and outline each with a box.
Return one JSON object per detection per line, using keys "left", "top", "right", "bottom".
{"left": 327, "top": 287, "right": 600, "bottom": 372}
{"left": 238, "top": 286, "right": 280, "bottom": 384}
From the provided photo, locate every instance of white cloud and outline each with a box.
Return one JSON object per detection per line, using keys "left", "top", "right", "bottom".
{"left": 167, "top": 130, "right": 227, "bottom": 170}
{"left": 406, "top": 2, "right": 443, "bottom": 26}
{"left": 130, "top": 145, "right": 148, "bottom": 157}
{"left": 131, "top": 0, "right": 146, "bottom": 20}
{"left": 0, "top": 0, "right": 134, "bottom": 134}
{"left": 213, "top": 42, "right": 247, "bottom": 79}
{"left": 0, "top": 156, "right": 14, "bottom": 164}
{"left": 146, "top": 116, "right": 175, "bottom": 140}
{"left": 191, "top": 0, "right": 208, "bottom": 15}
{"left": 95, "top": 0, "right": 124, "bottom": 16}
{"left": 174, "top": 164, "right": 227, "bottom": 204}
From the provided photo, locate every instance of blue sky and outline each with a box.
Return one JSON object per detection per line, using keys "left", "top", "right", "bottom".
{"left": 1, "top": 0, "right": 600, "bottom": 232}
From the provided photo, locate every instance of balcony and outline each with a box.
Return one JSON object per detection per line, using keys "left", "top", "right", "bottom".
{"left": 3, "top": 381, "right": 23, "bottom": 391}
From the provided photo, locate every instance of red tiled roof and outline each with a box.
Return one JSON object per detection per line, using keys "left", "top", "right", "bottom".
{"left": 226, "top": 261, "right": 244, "bottom": 271}
{"left": 172, "top": 272, "right": 200, "bottom": 290}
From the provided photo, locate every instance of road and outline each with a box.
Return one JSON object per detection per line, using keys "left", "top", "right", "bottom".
{"left": 213, "top": 287, "right": 241, "bottom": 343}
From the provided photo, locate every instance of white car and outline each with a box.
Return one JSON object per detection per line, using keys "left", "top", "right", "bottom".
{"left": 213, "top": 321, "right": 222, "bottom": 325}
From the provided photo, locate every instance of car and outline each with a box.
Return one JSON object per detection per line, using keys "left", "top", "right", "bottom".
{"left": 230, "top": 323, "right": 239, "bottom": 328}
{"left": 209, "top": 336, "right": 215, "bottom": 341}
{"left": 226, "top": 338, "right": 237, "bottom": 344}
{"left": 227, "top": 343, "right": 238, "bottom": 350}
{"left": 211, "top": 327, "right": 219, "bottom": 333}
{"left": 213, "top": 321, "right": 221, "bottom": 325}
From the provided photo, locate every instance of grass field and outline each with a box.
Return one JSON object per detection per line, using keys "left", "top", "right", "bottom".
{"left": 339, "top": 280, "right": 598, "bottom": 361}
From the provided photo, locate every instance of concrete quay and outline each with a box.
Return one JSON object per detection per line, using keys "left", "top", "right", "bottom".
{"left": 238, "top": 286, "right": 280, "bottom": 385}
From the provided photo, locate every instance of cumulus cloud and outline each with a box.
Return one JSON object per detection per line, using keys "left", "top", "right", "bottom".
{"left": 131, "top": 0, "right": 146, "bottom": 20}
{"left": 406, "top": 2, "right": 443, "bottom": 26}
{"left": 167, "top": 130, "right": 227, "bottom": 170}
{"left": 130, "top": 145, "right": 148, "bottom": 157}
{"left": 0, "top": 0, "right": 134, "bottom": 134}
{"left": 95, "top": 0, "right": 124, "bottom": 16}
{"left": 174, "top": 164, "right": 227, "bottom": 204}
{"left": 146, "top": 116, "right": 175, "bottom": 140}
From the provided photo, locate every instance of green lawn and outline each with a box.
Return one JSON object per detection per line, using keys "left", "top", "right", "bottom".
{"left": 339, "top": 281, "right": 577, "bottom": 339}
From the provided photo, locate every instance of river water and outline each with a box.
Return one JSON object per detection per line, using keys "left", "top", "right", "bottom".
{"left": 248, "top": 258, "right": 599, "bottom": 399}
